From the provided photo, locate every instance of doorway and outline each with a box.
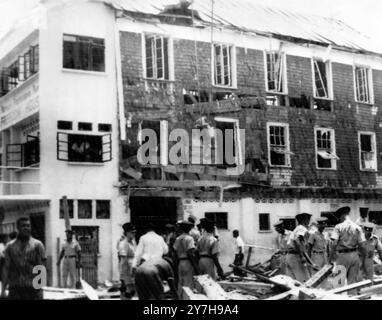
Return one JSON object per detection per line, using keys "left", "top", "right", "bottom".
{"left": 30, "top": 213, "right": 45, "bottom": 245}
{"left": 130, "top": 197, "right": 178, "bottom": 239}
{"left": 72, "top": 226, "right": 99, "bottom": 288}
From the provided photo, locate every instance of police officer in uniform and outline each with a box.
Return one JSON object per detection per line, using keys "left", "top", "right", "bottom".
{"left": 361, "top": 222, "right": 382, "bottom": 281}
{"left": 274, "top": 220, "right": 292, "bottom": 275}
{"left": 196, "top": 219, "right": 224, "bottom": 280}
{"left": 57, "top": 230, "right": 81, "bottom": 288}
{"left": 173, "top": 221, "right": 199, "bottom": 295}
{"left": 329, "top": 206, "right": 366, "bottom": 285}
{"left": 308, "top": 217, "right": 330, "bottom": 271}
{"left": 285, "top": 213, "right": 313, "bottom": 283}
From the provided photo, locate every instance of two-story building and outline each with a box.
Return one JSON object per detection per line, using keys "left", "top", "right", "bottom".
{"left": 1, "top": 0, "right": 382, "bottom": 286}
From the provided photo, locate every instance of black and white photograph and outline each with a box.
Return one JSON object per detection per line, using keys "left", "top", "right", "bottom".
{"left": 0, "top": 0, "right": 382, "bottom": 306}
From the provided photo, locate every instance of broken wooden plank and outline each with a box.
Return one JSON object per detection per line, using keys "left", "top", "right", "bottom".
{"left": 305, "top": 264, "right": 333, "bottom": 288}
{"left": 181, "top": 287, "right": 208, "bottom": 300}
{"left": 120, "top": 167, "right": 142, "bottom": 180}
{"left": 360, "top": 283, "right": 382, "bottom": 296}
{"left": 229, "top": 265, "right": 292, "bottom": 291}
{"left": 194, "top": 275, "right": 229, "bottom": 300}
{"left": 328, "top": 278, "right": 382, "bottom": 294}
{"left": 264, "top": 290, "right": 294, "bottom": 300}
{"left": 245, "top": 247, "right": 253, "bottom": 268}
{"left": 226, "top": 290, "right": 258, "bottom": 300}
{"left": 218, "top": 280, "right": 274, "bottom": 295}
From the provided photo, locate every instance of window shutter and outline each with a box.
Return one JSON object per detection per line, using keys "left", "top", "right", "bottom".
{"left": 102, "top": 133, "right": 112, "bottom": 162}
{"left": 6, "top": 144, "right": 23, "bottom": 167}
{"left": 57, "top": 132, "right": 69, "bottom": 161}
{"left": 24, "top": 52, "right": 31, "bottom": 79}
{"left": 18, "top": 56, "right": 25, "bottom": 81}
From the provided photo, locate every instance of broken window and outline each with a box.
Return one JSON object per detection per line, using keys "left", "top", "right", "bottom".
{"left": 265, "top": 51, "right": 286, "bottom": 93}
{"left": 63, "top": 35, "right": 105, "bottom": 72}
{"left": 268, "top": 123, "right": 291, "bottom": 167}
{"left": 215, "top": 118, "right": 240, "bottom": 168}
{"left": 315, "top": 128, "right": 338, "bottom": 169}
{"left": 145, "top": 34, "right": 169, "bottom": 80}
{"left": 213, "top": 43, "right": 234, "bottom": 87}
{"left": 57, "top": 132, "right": 112, "bottom": 163}
{"left": 313, "top": 59, "right": 331, "bottom": 99}
{"left": 359, "top": 132, "right": 377, "bottom": 170}
{"left": 354, "top": 66, "right": 373, "bottom": 104}
{"left": 259, "top": 213, "right": 270, "bottom": 231}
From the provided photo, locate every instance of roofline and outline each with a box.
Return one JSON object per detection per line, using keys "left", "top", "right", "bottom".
{"left": 109, "top": 5, "right": 382, "bottom": 59}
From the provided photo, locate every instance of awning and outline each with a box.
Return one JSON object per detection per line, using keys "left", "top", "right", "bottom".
{"left": 0, "top": 195, "right": 50, "bottom": 219}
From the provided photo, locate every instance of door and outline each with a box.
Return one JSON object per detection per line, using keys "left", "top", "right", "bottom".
{"left": 30, "top": 213, "right": 45, "bottom": 245}
{"left": 72, "top": 226, "right": 98, "bottom": 288}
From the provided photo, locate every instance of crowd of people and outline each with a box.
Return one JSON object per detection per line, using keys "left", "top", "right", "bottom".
{"left": 117, "top": 217, "right": 228, "bottom": 300}
{"left": 273, "top": 206, "right": 382, "bottom": 287}
{"left": 1, "top": 206, "right": 382, "bottom": 300}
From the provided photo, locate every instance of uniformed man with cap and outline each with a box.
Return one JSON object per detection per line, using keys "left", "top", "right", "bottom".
{"left": 329, "top": 206, "right": 366, "bottom": 285}
{"left": 361, "top": 222, "right": 382, "bottom": 281}
{"left": 308, "top": 217, "right": 330, "bottom": 271}
{"left": 285, "top": 213, "right": 313, "bottom": 283}
{"left": 57, "top": 229, "right": 81, "bottom": 288}
{"left": 173, "top": 220, "right": 199, "bottom": 295}
{"left": 196, "top": 219, "right": 224, "bottom": 280}
{"left": 274, "top": 220, "right": 292, "bottom": 274}
{"left": 118, "top": 223, "right": 137, "bottom": 299}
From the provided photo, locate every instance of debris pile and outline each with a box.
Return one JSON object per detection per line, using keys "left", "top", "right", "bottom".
{"left": 182, "top": 262, "right": 382, "bottom": 300}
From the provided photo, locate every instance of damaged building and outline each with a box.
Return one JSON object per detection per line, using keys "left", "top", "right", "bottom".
{"left": 0, "top": 0, "right": 382, "bottom": 286}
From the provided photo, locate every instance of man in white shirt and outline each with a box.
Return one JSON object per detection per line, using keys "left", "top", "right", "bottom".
{"left": 232, "top": 230, "right": 245, "bottom": 275}
{"left": 133, "top": 223, "right": 168, "bottom": 269}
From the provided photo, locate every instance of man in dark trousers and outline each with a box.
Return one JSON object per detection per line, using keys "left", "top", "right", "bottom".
{"left": 134, "top": 257, "right": 178, "bottom": 300}
{"left": 1, "top": 217, "right": 46, "bottom": 300}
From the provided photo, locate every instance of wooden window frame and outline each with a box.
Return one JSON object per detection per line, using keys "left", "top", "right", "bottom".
{"left": 212, "top": 43, "right": 236, "bottom": 88}
{"left": 315, "top": 127, "right": 338, "bottom": 170}
{"left": 358, "top": 131, "right": 377, "bottom": 171}
{"left": 267, "top": 122, "right": 292, "bottom": 167}
{"left": 264, "top": 51, "right": 288, "bottom": 94}
{"left": 353, "top": 65, "right": 374, "bottom": 104}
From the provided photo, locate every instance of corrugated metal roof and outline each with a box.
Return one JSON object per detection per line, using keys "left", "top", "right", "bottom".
{"left": 106, "top": 0, "right": 380, "bottom": 55}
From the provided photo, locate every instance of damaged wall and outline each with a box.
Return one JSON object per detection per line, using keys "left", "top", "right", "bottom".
{"left": 119, "top": 30, "right": 382, "bottom": 193}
